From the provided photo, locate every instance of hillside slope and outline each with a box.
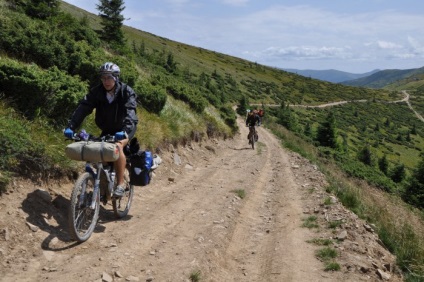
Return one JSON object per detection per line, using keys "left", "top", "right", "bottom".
{"left": 284, "top": 68, "right": 380, "bottom": 83}
{"left": 0, "top": 116, "right": 402, "bottom": 282}
{"left": 341, "top": 67, "right": 424, "bottom": 88}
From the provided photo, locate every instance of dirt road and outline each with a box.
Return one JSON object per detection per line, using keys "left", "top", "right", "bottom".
{"left": 0, "top": 116, "right": 401, "bottom": 282}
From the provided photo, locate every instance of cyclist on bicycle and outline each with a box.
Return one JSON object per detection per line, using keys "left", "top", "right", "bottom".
{"left": 64, "top": 62, "right": 138, "bottom": 197}
{"left": 246, "top": 110, "right": 260, "bottom": 143}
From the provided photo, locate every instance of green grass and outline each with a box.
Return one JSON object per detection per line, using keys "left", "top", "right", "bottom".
{"left": 307, "top": 238, "right": 333, "bottom": 246}
{"left": 328, "top": 220, "right": 343, "bottom": 229}
{"left": 231, "top": 189, "right": 246, "bottom": 199}
{"left": 302, "top": 216, "right": 319, "bottom": 229}
{"left": 324, "top": 262, "right": 341, "bottom": 271}
{"left": 323, "top": 197, "right": 333, "bottom": 206}
{"left": 316, "top": 247, "right": 338, "bottom": 260}
{"left": 189, "top": 270, "right": 201, "bottom": 282}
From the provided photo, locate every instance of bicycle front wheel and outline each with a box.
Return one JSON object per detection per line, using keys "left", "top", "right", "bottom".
{"left": 68, "top": 172, "right": 99, "bottom": 242}
{"left": 112, "top": 168, "right": 134, "bottom": 218}
{"left": 250, "top": 133, "right": 255, "bottom": 149}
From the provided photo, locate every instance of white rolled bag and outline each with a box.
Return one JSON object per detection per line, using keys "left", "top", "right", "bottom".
{"left": 65, "top": 141, "right": 120, "bottom": 162}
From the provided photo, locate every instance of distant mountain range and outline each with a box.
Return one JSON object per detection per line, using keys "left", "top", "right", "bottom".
{"left": 284, "top": 67, "right": 424, "bottom": 90}
{"left": 283, "top": 68, "right": 381, "bottom": 83}
{"left": 340, "top": 67, "right": 424, "bottom": 88}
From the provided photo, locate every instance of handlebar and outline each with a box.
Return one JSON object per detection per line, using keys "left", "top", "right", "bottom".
{"left": 67, "top": 131, "right": 116, "bottom": 143}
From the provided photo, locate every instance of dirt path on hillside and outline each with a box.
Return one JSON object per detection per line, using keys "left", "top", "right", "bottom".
{"left": 0, "top": 116, "right": 403, "bottom": 282}
{"left": 252, "top": 90, "right": 414, "bottom": 109}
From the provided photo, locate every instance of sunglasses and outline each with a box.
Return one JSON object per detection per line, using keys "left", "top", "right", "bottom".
{"left": 100, "top": 75, "right": 115, "bottom": 82}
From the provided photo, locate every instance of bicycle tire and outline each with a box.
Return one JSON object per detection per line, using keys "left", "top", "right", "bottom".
{"left": 250, "top": 133, "right": 255, "bottom": 149}
{"left": 68, "top": 172, "right": 99, "bottom": 242}
{"left": 112, "top": 168, "right": 134, "bottom": 218}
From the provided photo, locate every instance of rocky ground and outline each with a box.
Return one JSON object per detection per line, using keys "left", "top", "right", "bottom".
{"left": 0, "top": 116, "right": 403, "bottom": 282}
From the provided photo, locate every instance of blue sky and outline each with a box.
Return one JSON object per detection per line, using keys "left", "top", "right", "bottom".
{"left": 63, "top": 0, "right": 424, "bottom": 73}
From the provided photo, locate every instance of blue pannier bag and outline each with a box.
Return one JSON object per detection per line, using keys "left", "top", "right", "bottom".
{"left": 130, "top": 150, "right": 153, "bottom": 186}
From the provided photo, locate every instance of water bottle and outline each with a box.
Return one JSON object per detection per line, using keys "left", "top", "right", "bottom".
{"left": 109, "top": 171, "right": 116, "bottom": 191}
{"left": 110, "top": 171, "right": 116, "bottom": 183}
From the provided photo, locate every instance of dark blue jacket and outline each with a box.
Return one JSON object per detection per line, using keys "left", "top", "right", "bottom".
{"left": 246, "top": 114, "right": 260, "bottom": 127}
{"left": 68, "top": 82, "right": 138, "bottom": 138}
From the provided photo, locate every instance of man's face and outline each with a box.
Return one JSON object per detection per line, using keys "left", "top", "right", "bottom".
{"left": 100, "top": 75, "right": 116, "bottom": 91}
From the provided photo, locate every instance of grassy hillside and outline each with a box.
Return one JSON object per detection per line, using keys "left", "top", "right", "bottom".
{"left": 284, "top": 68, "right": 380, "bottom": 83}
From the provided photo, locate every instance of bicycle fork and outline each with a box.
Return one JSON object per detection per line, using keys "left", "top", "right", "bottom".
{"left": 82, "top": 164, "right": 100, "bottom": 210}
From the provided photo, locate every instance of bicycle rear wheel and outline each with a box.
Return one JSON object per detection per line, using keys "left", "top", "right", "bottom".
{"left": 68, "top": 172, "right": 99, "bottom": 242}
{"left": 112, "top": 168, "right": 134, "bottom": 218}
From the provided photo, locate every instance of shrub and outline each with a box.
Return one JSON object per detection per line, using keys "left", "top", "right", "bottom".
{"left": 166, "top": 83, "right": 207, "bottom": 113}
{"left": 0, "top": 58, "right": 87, "bottom": 126}
{"left": 0, "top": 111, "right": 50, "bottom": 180}
{"left": 134, "top": 81, "right": 167, "bottom": 114}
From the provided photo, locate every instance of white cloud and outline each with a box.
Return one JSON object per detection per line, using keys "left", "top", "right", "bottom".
{"left": 377, "top": 41, "right": 403, "bottom": 49}
{"left": 166, "top": 0, "right": 190, "bottom": 5}
{"left": 254, "top": 45, "right": 352, "bottom": 61}
{"left": 220, "top": 0, "right": 249, "bottom": 6}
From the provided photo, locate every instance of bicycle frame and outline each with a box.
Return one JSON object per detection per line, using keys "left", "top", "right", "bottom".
{"left": 83, "top": 162, "right": 116, "bottom": 209}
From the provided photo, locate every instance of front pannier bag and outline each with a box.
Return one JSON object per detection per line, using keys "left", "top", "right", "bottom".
{"left": 130, "top": 150, "right": 153, "bottom": 186}
{"left": 65, "top": 141, "right": 120, "bottom": 162}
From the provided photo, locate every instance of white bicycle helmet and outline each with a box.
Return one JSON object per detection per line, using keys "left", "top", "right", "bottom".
{"left": 99, "top": 62, "right": 120, "bottom": 77}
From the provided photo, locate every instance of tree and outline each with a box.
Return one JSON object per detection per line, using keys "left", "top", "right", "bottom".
{"left": 165, "top": 52, "right": 177, "bottom": 74}
{"left": 278, "top": 106, "right": 299, "bottom": 132}
{"left": 411, "top": 124, "right": 417, "bottom": 135}
{"left": 403, "top": 155, "right": 424, "bottom": 208}
{"left": 390, "top": 162, "right": 405, "bottom": 183}
{"left": 237, "top": 95, "right": 249, "bottom": 116}
{"left": 304, "top": 122, "right": 313, "bottom": 138}
{"left": 358, "top": 145, "right": 373, "bottom": 166}
{"left": 378, "top": 154, "right": 389, "bottom": 175}
{"left": 97, "top": 0, "right": 126, "bottom": 45}
{"left": 316, "top": 112, "right": 338, "bottom": 149}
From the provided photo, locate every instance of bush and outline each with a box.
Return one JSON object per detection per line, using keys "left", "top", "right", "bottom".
{"left": 166, "top": 83, "right": 207, "bottom": 113}
{"left": 0, "top": 10, "right": 105, "bottom": 83}
{"left": 339, "top": 158, "right": 396, "bottom": 192}
{"left": 0, "top": 112, "right": 50, "bottom": 179}
{"left": 134, "top": 81, "right": 167, "bottom": 114}
{"left": 0, "top": 58, "right": 87, "bottom": 126}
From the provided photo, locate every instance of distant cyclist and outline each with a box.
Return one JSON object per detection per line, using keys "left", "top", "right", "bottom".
{"left": 246, "top": 110, "right": 260, "bottom": 143}
{"left": 258, "top": 108, "right": 264, "bottom": 125}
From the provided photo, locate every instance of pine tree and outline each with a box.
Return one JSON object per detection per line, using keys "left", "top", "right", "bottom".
{"left": 390, "top": 162, "right": 405, "bottom": 183}
{"left": 237, "top": 96, "right": 249, "bottom": 116}
{"left": 358, "top": 145, "right": 373, "bottom": 166}
{"left": 97, "top": 0, "right": 126, "bottom": 45}
{"left": 165, "top": 52, "right": 177, "bottom": 73}
{"left": 316, "top": 112, "right": 338, "bottom": 149}
{"left": 278, "top": 106, "right": 299, "bottom": 132}
{"left": 403, "top": 155, "right": 424, "bottom": 208}
{"left": 411, "top": 124, "right": 417, "bottom": 135}
{"left": 378, "top": 154, "right": 389, "bottom": 175}
{"left": 304, "top": 122, "right": 313, "bottom": 138}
